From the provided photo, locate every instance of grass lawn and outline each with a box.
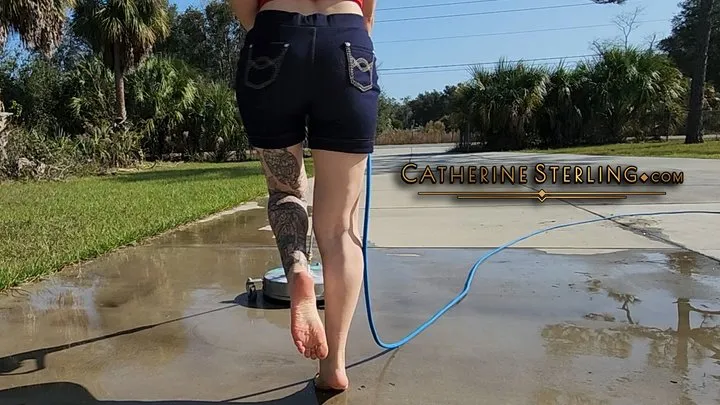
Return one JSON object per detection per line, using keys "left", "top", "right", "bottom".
{"left": 0, "top": 160, "right": 314, "bottom": 291}
{"left": 524, "top": 139, "right": 720, "bottom": 159}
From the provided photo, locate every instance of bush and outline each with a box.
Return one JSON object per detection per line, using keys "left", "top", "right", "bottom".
{"left": 450, "top": 46, "right": 689, "bottom": 151}
{"left": 0, "top": 119, "right": 143, "bottom": 181}
{"left": 67, "top": 56, "right": 117, "bottom": 134}
{"left": 183, "top": 80, "right": 248, "bottom": 162}
{"left": 1, "top": 51, "right": 250, "bottom": 170}
{"left": 76, "top": 123, "right": 144, "bottom": 170}
{"left": 0, "top": 125, "right": 80, "bottom": 180}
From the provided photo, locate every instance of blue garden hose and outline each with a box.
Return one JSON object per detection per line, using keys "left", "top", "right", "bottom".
{"left": 360, "top": 155, "right": 720, "bottom": 350}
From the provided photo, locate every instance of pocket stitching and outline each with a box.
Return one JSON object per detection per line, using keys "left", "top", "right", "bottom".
{"left": 344, "top": 42, "right": 375, "bottom": 92}
{"left": 244, "top": 42, "right": 290, "bottom": 90}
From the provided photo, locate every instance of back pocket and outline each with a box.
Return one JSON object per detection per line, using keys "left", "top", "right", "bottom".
{"left": 244, "top": 42, "right": 290, "bottom": 90}
{"left": 343, "top": 42, "right": 375, "bottom": 92}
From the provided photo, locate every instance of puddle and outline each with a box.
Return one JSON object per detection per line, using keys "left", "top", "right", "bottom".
{"left": 156, "top": 205, "right": 276, "bottom": 247}
{"left": 0, "top": 206, "right": 719, "bottom": 404}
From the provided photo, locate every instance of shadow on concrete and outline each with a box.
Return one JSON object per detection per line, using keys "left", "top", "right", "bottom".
{"left": 223, "top": 293, "right": 325, "bottom": 311}
{"left": 0, "top": 304, "right": 237, "bottom": 376}
{"left": 221, "top": 293, "right": 286, "bottom": 310}
{"left": 0, "top": 350, "right": 395, "bottom": 404}
{"left": 0, "top": 381, "right": 347, "bottom": 405}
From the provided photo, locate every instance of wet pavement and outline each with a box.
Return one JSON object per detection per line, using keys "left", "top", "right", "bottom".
{"left": 1, "top": 147, "right": 720, "bottom": 404}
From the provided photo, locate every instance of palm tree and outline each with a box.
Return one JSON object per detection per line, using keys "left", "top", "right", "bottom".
{"left": 466, "top": 60, "right": 549, "bottom": 151}
{"left": 126, "top": 56, "right": 197, "bottom": 158}
{"left": 536, "top": 64, "right": 590, "bottom": 147}
{"left": 0, "top": 0, "right": 75, "bottom": 121}
{"left": 0, "top": 0, "right": 75, "bottom": 57}
{"left": 585, "top": 46, "right": 686, "bottom": 144}
{"left": 72, "top": 0, "right": 170, "bottom": 124}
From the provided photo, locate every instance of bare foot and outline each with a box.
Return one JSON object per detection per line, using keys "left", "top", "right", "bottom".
{"left": 290, "top": 271, "right": 328, "bottom": 360}
{"left": 315, "top": 366, "right": 349, "bottom": 391}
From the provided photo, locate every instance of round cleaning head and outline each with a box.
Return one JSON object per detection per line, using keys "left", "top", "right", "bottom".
{"left": 262, "top": 263, "right": 324, "bottom": 302}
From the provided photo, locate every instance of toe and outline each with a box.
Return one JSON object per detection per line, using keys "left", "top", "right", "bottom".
{"left": 295, "top": 340, "right": 306, "bottom": 355}
{"left": 317, "top": 343, "right": 329, "bottom": 359}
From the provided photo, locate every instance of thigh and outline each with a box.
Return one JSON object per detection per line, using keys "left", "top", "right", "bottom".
{"left": 307, "top": 26, "right": 380, "bottom": 154}
{"left": 235, "top": 25, "right": 312, "bottom": 150}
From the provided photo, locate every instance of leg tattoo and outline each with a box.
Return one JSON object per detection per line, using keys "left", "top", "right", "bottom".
{"left": 262, "top": 148, "right": 301, "bottom": 189}
{"left": 268, "top": 192, "right": 309, "bottom": 274}
{"left": 261, "top": 148, "right": 309, "bottom": 276}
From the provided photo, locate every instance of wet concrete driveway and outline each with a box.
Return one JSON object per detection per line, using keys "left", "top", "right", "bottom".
{"left": 1, "top": 148, "right": 720, "bottom": 404}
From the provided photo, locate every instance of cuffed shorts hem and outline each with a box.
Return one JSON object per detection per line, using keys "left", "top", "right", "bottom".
{"left": 247, "top": 134, "right": 304, "bottom": 150}
{"left": 308, "top": 137, "right": 374, "bottom": 154}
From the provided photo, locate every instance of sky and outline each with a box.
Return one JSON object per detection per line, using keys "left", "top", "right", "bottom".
{"left": 3, "top": 0, "right": 682, "bottom": 100}
{"left": 170, "top": 0, "right": 682, "bottom": 100}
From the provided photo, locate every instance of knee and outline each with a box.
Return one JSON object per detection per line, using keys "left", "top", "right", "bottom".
{"left": 313, "top": 222, "right": 359, "bottom": 249}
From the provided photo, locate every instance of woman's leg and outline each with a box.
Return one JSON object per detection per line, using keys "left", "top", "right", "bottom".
{"left": 311, "top": 149, "right": 368, "bottom": 390}
{"left": 256, "top": 144, "right": 329, "bottom": 361}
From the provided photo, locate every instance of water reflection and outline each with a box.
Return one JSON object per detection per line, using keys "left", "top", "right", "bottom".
{"left": 542, "top": 251, "right": 720, "bottom": 405}
{"left": 0, "top": 241, "right": 286, "bottom": 378}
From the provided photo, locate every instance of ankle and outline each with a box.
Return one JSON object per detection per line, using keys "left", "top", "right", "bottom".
{"left": 320, "top": 354, "right": 346, "bottom": 371}
{"left": 289, "top": 269, "right": 313, "bottom": 285}
{"left": 288, "top": 271, "right": 316, "bottom": 305}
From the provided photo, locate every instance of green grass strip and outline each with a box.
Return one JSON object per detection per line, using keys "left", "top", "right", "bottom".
{"left": 0, "top": 160, "right": 314, "bottom": 291}
{"left": 524, "top": 139, "right": 720, "bottom": 159}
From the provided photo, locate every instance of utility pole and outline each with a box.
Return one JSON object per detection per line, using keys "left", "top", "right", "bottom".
{"left": 685, "top": 0, "right": 716, "bottom": 144}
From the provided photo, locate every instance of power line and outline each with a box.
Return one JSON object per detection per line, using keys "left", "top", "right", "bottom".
{"left": 376, "top": 0, "right": 507, "bottom": 12}
{"left": 375, "top": 2, "right": 595, "bottom": 23}
{"left": 380, "top": 68, "right": 471, "bottom": 76}
{"left": 374, "top": 19, "right": 668, "bottom": 44}
{"left": 379, "top": 61, "right": 585, "bottom": 76}
{"left": 377, "top": 54, "right": 595, "bottom": 72}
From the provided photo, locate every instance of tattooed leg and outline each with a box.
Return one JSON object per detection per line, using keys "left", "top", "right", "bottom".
{"left": 267, "top": 191, "right": 309, "bottom": 275}
{"left": 258, "top": 145, "right": 328, "bottom": 361}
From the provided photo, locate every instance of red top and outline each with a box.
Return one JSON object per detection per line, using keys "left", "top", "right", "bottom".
{"left": 258, "top": 0, "right": 363, "bottom": 9}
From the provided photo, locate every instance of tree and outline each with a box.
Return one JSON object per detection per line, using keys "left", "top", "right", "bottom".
{"left": 683, "top": 0, "right": 716, "bottom": 144}
{"left": 0, "top": 0, "right": 75, "bottom": 57}
{"left": 406, "top": 87, "right": 454, "bottom": 129}
{"left": 126, "top": 56, "right": 198, "bottom": 157}
{"left": 535, "top": 64, "right": 589, "bottom": 148}
{"left": 49, "top": 23, "right": 93, "bottom": 72}
{"left": 154, "top": 6, "right": 209, "bottom": 75}
{"left": 465, "top": 60, "right": 549, "bottom": 151}
{"left": 0, "top": 0, "right": 75, "bottom": 118}
{"left": 72, "top": 0, "right": 171, "bottom": 124}
{"left": 154, "top": 0, "right": 246, "bottom": 85}
{"left": 585, "top": 46, "right": 687, "bottom": 144}
{"left": 659, "top": 0, "right": 720, "bottom": 86}
{"left": 614, "top": 6, "right": 645, "bottom": 50}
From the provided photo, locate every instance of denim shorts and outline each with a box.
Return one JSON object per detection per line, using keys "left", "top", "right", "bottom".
{"left": 235, "top": 10, "right": 380, "bottom": 154}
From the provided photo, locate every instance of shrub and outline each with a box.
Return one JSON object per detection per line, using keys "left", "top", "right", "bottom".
{"left": 0, "top": 120, "right": 143, "bottom": 181}
{"left": 0, "top": 125, "right": 80, "bottom": 180}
